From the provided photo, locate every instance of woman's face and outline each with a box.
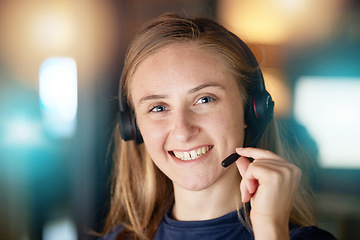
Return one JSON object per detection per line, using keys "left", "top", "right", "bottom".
{"left": 130, "top": 43, "right": 246, "bottom": 192}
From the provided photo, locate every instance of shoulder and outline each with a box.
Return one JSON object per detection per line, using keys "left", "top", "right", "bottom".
{"left": 98, "top": 225, "right": 124, "bottom": 240}
{"left": 290, "top": 226, "right": 337, "bottom": 240}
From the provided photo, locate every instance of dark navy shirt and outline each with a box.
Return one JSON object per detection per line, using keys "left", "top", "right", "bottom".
{"left": 100, "top": 210, "right": 336, "bottom": 240}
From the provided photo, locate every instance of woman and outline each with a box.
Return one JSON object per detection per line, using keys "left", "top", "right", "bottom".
{"left": 101, "top": 13, "right": 336, "bottom": 240}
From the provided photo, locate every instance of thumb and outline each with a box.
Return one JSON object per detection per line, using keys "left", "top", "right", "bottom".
{"left": 235, "top": 156, "right": 251, "bottom": 178}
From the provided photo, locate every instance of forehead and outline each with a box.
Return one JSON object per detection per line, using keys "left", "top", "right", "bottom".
{"left": 129, "top": 43, "right": 232, "bottom": 87}
{"left": 142, "top": 42, "right": 224, "bottom": 68}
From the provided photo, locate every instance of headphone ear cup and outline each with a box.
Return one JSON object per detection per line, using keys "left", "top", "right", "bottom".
{"left": 252, "top": 91, "right": 274, "bottom": 125}
{"left": 245, "top": 90, "right": 274, "bottom": 147}
{"left": 133, "top": 117, "right": 143, "bottom": 144}
{"left": 118, "top": 94, "right": 143, "bottom": 144}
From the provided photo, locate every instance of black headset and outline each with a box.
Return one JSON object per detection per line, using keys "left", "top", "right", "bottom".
{"left": 118, "top": 33, "right": 274, "bottom": 147}
{"left": 232, "top": 34, "right": 275, "bottom": 147}
{"left": 118, "top": 86, "right": 143, "bottom": 144}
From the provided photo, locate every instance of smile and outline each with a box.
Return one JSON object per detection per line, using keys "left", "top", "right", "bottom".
{"left": 172, "top": 145, "right": 214, "bottom": 161}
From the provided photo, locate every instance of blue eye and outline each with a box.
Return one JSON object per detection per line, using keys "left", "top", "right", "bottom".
{"left": 196, "top": 96, "right": 215, "bottom": 104}
{"left": 149, "top": 105, "right": 168, "bottom": 112}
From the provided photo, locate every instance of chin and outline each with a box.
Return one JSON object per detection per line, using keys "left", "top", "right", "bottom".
{"left": 180, "top": 182, "right": 212, "bottom": 192}
{"left": 173, "top": 172, "right": 224, "bottom": 192}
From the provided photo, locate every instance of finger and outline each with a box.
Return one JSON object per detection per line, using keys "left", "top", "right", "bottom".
{"left": 241, "top": 178, "right": 259, "bottom": 203}
{"left": 235, "top": 156, "right": 251, "bottom": 177}
{"left": 236, "top": 156, "right": 259, "bottom": 203}
{"left": 236, "top": 147, "right": 283, "bottom": 161}
{"left": 240, "top": 177, "right": 253, "bottom": 203}
{"left": 250, "top": 159, "right": 293, "bottom": 172}
{"left": 242, "top": 169, "right": 258, "bottom": 194}
{"left": 249, "top": 159, "right": 302, "bottom": 181}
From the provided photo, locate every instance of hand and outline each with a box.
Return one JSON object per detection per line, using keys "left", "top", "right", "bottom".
{"left": 235, "top": 147, "right": 301, "bottom": 239}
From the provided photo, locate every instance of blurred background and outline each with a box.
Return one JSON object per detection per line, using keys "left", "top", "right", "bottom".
{"left": 0, "top": 0, "right": 359, "bottom": 239}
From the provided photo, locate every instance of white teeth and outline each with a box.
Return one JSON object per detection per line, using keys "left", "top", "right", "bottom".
{"left": 184, "top": 152, "right": 191, "bottom": 160}
{"left": 174, "top": 151, "right": 181, "bottom": 159}
{"left": 173, "top": 146, "right": 213, "bottom": 161}
{"left": 190, "top": 150, "right": 197, "bottom": 159}
{"left": 202, "top": 147, "right": 206, "bottom": 154}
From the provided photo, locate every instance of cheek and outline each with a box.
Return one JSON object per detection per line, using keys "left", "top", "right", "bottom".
{"left": 219, "top": 115, "right": 245, "bottom": 139}
{"left": 216, "top": 103, "right": 246, "bottom": 143}
{"left": 138, "top": 119, "right": 168, "bottom": 156}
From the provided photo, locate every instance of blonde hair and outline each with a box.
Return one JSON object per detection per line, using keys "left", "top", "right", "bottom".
{"left": 103, "top": 13, "right": 316, "bottom": 240}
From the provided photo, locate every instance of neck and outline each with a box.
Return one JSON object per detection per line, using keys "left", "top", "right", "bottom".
{"left": 171, "top": 165, "right": 241, "bottom": 221}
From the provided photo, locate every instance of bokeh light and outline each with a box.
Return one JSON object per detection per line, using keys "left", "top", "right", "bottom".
{"left": 39, "top": 57, "right": 78, "bottom": 138}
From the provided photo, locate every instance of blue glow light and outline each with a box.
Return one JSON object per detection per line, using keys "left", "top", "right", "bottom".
{"left": 2, "top": 115, "right": 43, "bottom": 146}
{"left": 294, "top": 77, "right": 360, "bottom": 169}
{"left": 39, "top": 57, "right": 78, "bottom": 138}
{"left": 43, "top": 217, "right": 77, "bottom": 240}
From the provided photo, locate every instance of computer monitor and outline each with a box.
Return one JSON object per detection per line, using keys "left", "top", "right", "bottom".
{"left": 293, "top": 76, "right": 360, "bottom": 169}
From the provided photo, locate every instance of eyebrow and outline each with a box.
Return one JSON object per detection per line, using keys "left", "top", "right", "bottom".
{"left": 138, "top": 94, "right": 167, "bottom": 105}
{"left": 138, "top": 83, "right": 225, "bottom": 105}
{"left": 187, "top": 83, "right": 225, "bottom": 94}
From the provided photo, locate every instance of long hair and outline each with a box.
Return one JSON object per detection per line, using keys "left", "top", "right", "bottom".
{"left": 103, "top": 13, "right": 316, "bottom": 239}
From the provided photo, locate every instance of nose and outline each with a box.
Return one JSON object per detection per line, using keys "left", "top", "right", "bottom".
{"left": 170, "top": 108, "right": 199, "bottom": 143}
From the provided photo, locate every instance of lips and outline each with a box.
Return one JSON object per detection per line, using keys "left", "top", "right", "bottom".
{"left": 171, "top": 145, "right": 214, "bottom": 160}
